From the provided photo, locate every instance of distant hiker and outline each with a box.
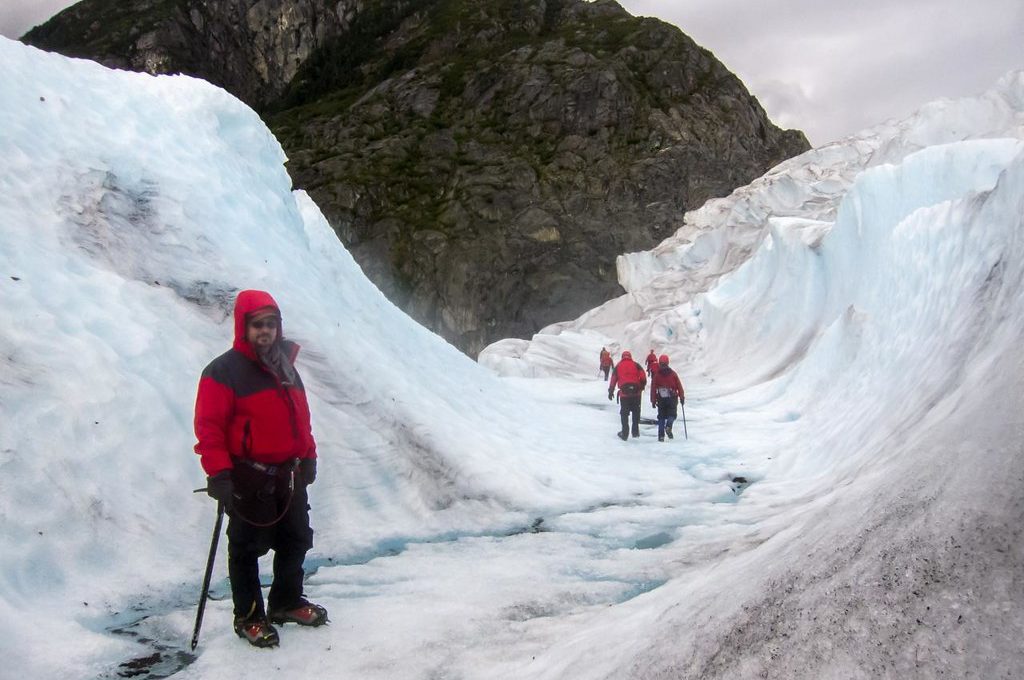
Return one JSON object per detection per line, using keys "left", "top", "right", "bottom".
{"left": 599, "top": 347, "right": 612, "bottom": 380}
{"left": 193, "top": 289, "right": 327, "bottom": 648}
{"left": 645, "top": 349, "right": 659, "bottom": 377}
{"left": 608, "top": 350, "right": 647, "bottom": 440}
{"left": 650, "top": 354, "right": 685, "bottom": 442}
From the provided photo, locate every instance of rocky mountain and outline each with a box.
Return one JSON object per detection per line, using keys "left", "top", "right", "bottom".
{"left": 24, "top": 0, "right": 810, "bottom": 356}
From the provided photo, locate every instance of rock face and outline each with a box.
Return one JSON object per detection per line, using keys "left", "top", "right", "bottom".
{"left": 25, "top": 0, "right": 810, "bottom": 356}
{"left": 23, "top": 0, "right": 362, "bottom": 108}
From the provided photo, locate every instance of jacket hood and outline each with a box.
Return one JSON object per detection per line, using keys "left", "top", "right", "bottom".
{"left": 232, "top": 289, "right": 282, "bottom": 359}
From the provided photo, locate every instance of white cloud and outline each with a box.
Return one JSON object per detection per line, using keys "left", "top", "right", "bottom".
{"left": 619, "top": 0, "right": 1024, "bottom": 144}
{"left": 0, "top": 0, "right": 75, "bottom": 38}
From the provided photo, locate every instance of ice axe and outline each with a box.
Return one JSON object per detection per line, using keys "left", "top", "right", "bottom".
{"left": 681, "top": 400, "right": 688, "bottom": 440}
{"left": 190, "top": 492, "right": 225, "bottom": 651}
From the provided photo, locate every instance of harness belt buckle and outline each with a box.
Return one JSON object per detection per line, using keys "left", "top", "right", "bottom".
{"left": 246, "top": 460, "right": 277, "bottom": 475}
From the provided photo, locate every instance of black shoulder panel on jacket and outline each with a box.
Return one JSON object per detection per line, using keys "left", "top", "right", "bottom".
{"left": 200, "top": 348, "right": 280, "bottom": 398}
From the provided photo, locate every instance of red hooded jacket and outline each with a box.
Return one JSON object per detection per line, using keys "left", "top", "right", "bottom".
{"left": 609, "top": 358, "right": 647, "bottom": 397}
{"left": 650, "top": 365, "right": 684, "bottom": 406}
{"left": 645, "top": 351, "right": 658, "bottom": 372}
{"left": 193, "top": 290, "right": 316, "bottom": 476}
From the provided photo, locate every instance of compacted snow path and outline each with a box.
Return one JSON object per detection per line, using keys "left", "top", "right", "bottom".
{"left": 102, "top": 373, "right": 769, "bottom": 680}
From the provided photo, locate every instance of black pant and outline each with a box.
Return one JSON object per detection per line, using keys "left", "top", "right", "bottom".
{"left": 601, "top": 366, "right": 610, "bottom": 380}
{"left": 619, "top": 395, "right": 641, "bottom": 436}
{"left": 656, "top": 396, "right": 679, "bottom": 438}
{"left": 226, "top": 464, "right": 313, "bottom": 619}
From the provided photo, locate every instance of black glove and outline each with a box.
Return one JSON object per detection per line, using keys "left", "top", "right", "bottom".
{"left": 300, "top": 458, "right": 317, "bottom": 486}
{"left": 607, "top": 391, "right": 614, "bottom": 401}
{"left": 206, "top": 470, "right": 234, "bottom": 509}
{"left": 680, "top": 396, "right": 685, "bottom": 405}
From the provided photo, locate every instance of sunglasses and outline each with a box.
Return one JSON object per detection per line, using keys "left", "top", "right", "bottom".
{"left": 249, "top": 318, "right": 279, "bottom": 330}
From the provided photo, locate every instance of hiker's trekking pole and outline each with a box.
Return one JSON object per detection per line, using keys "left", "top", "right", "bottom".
{"left": 681, "top": 401, "right": 688, "bottom": 440}
{"left": 191, "top": 498, "right": 225, "bottom": 651}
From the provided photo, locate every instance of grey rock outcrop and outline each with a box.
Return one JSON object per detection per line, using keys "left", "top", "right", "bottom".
{"left": 23, "top": 0, "right": 362, "bottom": 108}
{"left": 24, "top": 0, "right": 810, "bottom": 356}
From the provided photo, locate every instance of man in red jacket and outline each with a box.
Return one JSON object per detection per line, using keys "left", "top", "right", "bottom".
{"left": 645, "top": 349, "right": 659, "bottom": 377}
{"left": 599, "top": 347, "right": 612, "bottom": 380}
{"left": 608, "top": 350, "right": 647, "bottom": 440}
{"left": 194, "top": 289, "right": 327, "bottom": 648}
{"left": 650, "top": 354, "right": 685, "bottom": 442}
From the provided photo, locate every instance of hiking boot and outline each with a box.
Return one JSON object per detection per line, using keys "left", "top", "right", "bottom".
{"left": 269, "top": 600, "right": 329, "bottom": 627}
{"left": 631, "top": 429, "right": 640, "bottom": 438}
{"left": 658, "top": 435, "right": 665, "bottom": 442}
{"left": 617, "top": 431, "right": 628, "bottom": 441}
{"left": 666, "top": 426, "right": 674, "bottom": 439}
{"left": 233, "top": 615, "right": 279, "bottom": 648}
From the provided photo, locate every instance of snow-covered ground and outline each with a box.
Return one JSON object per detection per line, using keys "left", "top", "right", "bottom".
{"left": 1, "top": 36, "right": 1022, "bottom": 679}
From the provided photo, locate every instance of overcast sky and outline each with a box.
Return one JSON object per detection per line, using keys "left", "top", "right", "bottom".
{"left": 2, "top": 0, "right": 1022, "bottom": 145}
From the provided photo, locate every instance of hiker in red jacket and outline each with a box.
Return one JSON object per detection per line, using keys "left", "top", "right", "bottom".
{"left": 599, "top": 347, "right": 612, "bottom": 380}
{"left": 194, "top": 289, "right": 327, "bottom": 648}
{"left": 645, "top": 349, "right": 659, "bottom": 377}
{"left": 608, "top": 350, "right": 647, "bottom": 440}
{"left": 650, "top": 354, "right": 685, "bottom": 442}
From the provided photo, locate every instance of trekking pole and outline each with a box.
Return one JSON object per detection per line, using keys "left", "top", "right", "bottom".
{"left": 190, "top": 498, "right": 225, "bottom": 651}
{"left": 681, "top": 401, "right": 688, "bottom": 440}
